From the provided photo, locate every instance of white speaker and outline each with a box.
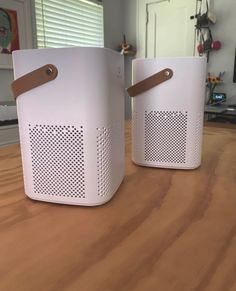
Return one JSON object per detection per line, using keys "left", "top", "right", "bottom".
{"left": 12, "top": 47, "right": 124, "bottom": 206}
{"left": 127, "top": 57, "right": 207, "bottom": 169}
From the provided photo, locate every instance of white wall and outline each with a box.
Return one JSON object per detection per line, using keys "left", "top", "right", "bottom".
{"left": 103, "top": 0, "right": 130, "bottom": 118}
{"left": 123, "top": 0, "right": 137, "bottom": 119}
{"left": 208, "top": 0, "right": 236, "bottom": 104}
{"left": 103, "top": 0, "right": 124, "bottom": 50}
{"left": 104, "top": 0, "right": 137, "bottom": 119}
{"left": 0, "top": 70, "right": 14, "bottom": 102}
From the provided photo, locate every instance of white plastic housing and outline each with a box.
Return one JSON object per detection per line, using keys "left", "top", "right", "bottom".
{"left": 12, "top": 47, "right": 124, "bottom": 206}
{"left": 131, "top": 57, "right": 207, "bottom": 169}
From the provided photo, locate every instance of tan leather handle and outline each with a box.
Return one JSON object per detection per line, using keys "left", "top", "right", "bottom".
{"left": 12, "top": 64, "right": 58, "bottom": 100}
{"left": 127, "top": 68, "right": 173, "bottom": 97}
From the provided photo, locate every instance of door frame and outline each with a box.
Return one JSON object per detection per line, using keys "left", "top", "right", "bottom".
{"left": 136, "top": 0, "right": 205, "bottom": 58}
{"left": 137, "top": 0, "right": 169, "bottom": 58}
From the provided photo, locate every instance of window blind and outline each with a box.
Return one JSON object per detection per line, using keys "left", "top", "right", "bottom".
{"left": 34, "top": 0, "right": 104, "bottom": 48}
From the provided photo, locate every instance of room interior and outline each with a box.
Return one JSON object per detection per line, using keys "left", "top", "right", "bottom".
{"left": 1, "top": 0, "right": 236, "bottom": 145}
{"left": 0, "top": 1, "right": 236, "bottom": 290}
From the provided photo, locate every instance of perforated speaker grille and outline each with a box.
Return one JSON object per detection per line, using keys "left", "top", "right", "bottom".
{"left": 29, "top": 124, "right": 85, "bottom": 198}
{"left": 132, "top": 110, "right": 140, "bottom": 158}
{"left": 97, "top": 127, "right": 112, "bottom": 197}
{"left": 193, "top": 113, "right": 203, "bottom": 163}
{"left": 145, "top": 111, "right": 188, "bottom": 163}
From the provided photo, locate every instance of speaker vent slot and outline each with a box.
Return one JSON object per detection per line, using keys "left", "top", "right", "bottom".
{"left": 97, "top": 127, "right": 112, "bottom": 197}
{"left": 144, "top": 111, "right": 187, "bottom": 163}
{"left": 29, "top": 124, "right": 85, "bottom": 198}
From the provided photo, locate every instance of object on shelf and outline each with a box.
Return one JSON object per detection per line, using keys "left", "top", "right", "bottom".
{"left": 206, "top": 71, "right": 225, "bottom": 104}
{"left": 0, "top": 101, "right": 18, "bottom": 125}
{"left": 119, "top": 34, "right": 136, "bottom": 56}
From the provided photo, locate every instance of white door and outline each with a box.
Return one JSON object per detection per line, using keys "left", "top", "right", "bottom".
{"left": 137, "top": 0, "right": 197, "bottom": 58}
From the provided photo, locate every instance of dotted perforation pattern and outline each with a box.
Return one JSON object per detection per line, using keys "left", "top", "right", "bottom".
{"left": 97, "top": 127, "right": 112, "bottom": 197}
{"left": 193, "top": 114, "right": 203, "bottom": 164}
{"left": 132, "top": 110, "right": 139, "bottom": 157}
{"left": 144, "top": 110, "right": 188, "bottom": 163}
{"left": 29, "top": 124, "right": 86, "bottom": 198}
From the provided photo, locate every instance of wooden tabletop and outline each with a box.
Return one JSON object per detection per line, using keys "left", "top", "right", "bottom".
{"left": 0, "top": 122, "right": 236, "bottom": 291}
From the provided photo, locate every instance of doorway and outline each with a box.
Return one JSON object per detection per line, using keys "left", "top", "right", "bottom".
{"left": 137, "top": 0, "right": 197, "bottom": 58}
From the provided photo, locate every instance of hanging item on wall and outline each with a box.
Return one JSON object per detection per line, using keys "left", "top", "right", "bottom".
{"left": 119, "top": 34, "right": 136, "bottom": 56}
{"left": 211, "top": 40, "right": 221, "bottom": 50}
{"left": 195, "top": 0, "right": 221, "bottom": 61}
{"left": 0, "top": 7, "right": 20, "bottom": 54}
{"left": 197, "top": 27, "right": 221, "bottom": 59}
{"left": 196, "top": 0, "right": 216, "bottom": 29}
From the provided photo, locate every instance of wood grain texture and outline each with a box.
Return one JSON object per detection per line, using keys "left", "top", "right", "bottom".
{"left": 0, "top": 122, "right": 236, "bottom": 291}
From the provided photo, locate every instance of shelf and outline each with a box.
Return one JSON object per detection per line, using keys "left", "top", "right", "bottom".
{"left": 0, "top": 124, "right": 20, "bottom": 147}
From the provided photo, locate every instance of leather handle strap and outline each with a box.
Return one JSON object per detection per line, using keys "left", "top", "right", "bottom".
{"left": 12, "top": 64, "right": 58, "bottom": 100}
{"left": 127, "top": 68, "right": 173, "bottom": 97}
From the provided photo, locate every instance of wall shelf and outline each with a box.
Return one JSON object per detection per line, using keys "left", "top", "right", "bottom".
{"left": 0, "top": 124, "right": 19, "bottom": 147}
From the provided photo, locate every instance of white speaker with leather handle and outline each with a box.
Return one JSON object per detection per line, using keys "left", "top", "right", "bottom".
{"left": 127, "top": 57, "right": 207, "bottom": 170}
{"left": 12, "top": 47, "right": 124, "bottom": 206}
